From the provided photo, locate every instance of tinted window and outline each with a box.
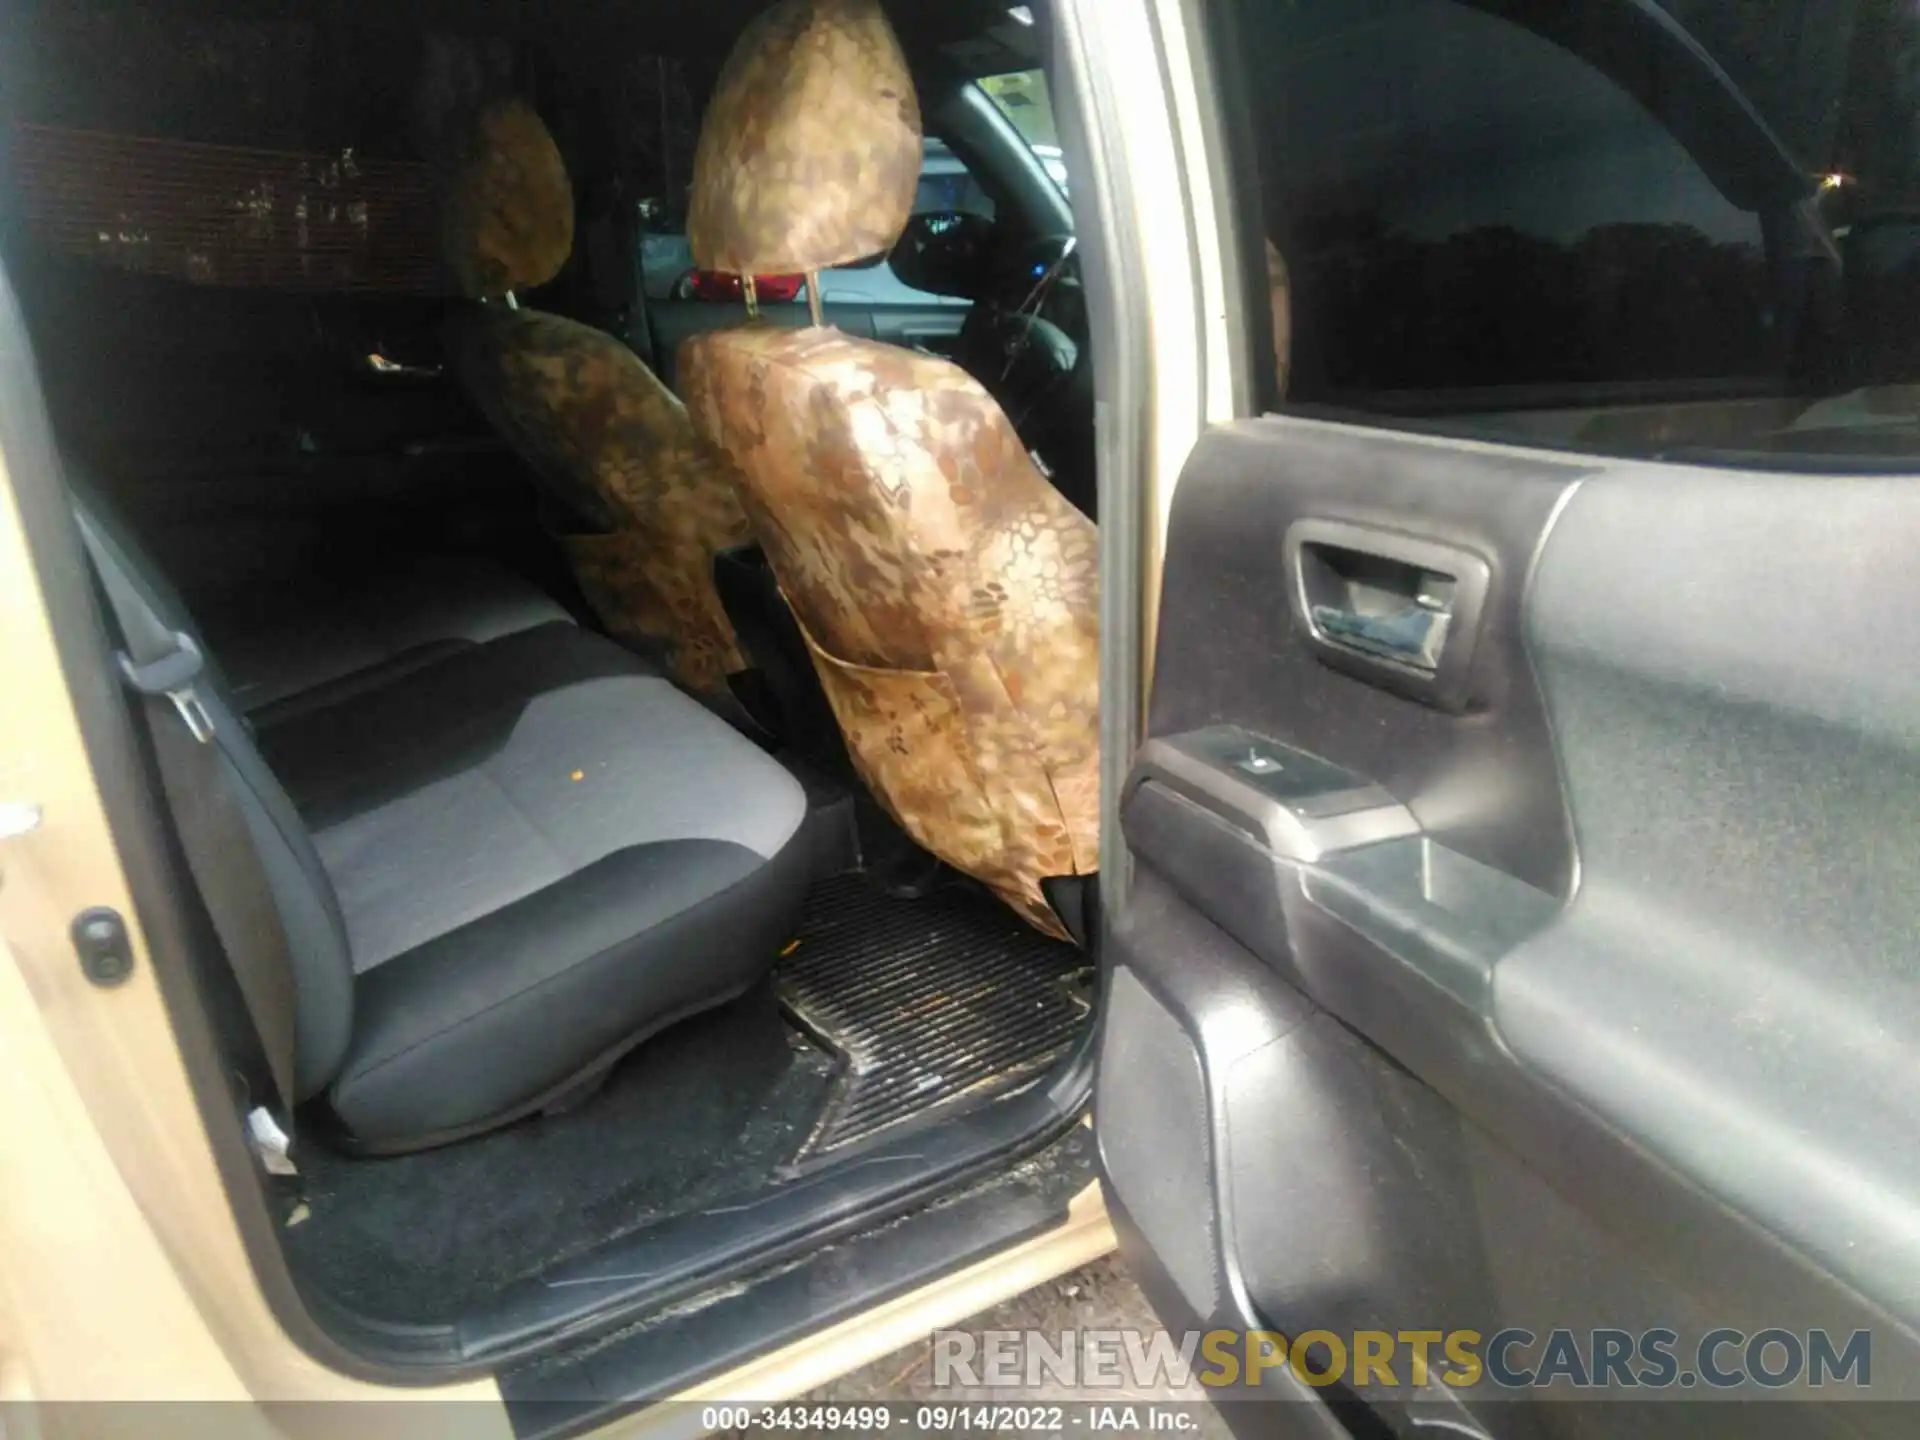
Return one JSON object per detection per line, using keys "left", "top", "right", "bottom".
{"left": 0, "top": 12, "right": 494, "bottom": 294}
{"left": 1213, "top": 0, "right": 1920, "bottom": 465}
{"left": 9, "top": 125, "right": 441, "bottom": 294}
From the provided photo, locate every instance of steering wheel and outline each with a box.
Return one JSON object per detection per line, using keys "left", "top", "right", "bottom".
{"left": 952, "top": 234, "right": 1097, "bottom": 518}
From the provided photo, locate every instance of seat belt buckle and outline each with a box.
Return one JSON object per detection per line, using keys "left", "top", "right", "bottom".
{"left": 118, "top": 630, "right": 216, "bottom": 744}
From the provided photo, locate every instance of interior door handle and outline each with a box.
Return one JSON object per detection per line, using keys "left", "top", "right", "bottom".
{"left": 1310, "top": 597, "right": 1446, "bottom": 663}
{"left": 1284, "top": 518, "right": 1491, "bottom": 712}
{"left": 360, "top": 352, "right": 443, "bottom": 381}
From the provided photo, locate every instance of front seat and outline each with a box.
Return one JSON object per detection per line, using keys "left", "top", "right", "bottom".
{"left": 676, "top": 0, "right": 1099, "bottom": 940}
{"left": 440, "top": 97, "right": 754, "bottom": 697}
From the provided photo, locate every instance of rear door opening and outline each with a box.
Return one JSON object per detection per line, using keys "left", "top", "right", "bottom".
{"left": 0, "top": 0, "right": 1109, "bottom": 1396}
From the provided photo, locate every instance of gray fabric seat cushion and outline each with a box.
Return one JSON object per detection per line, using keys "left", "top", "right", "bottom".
{"left": 256, "top": 621, "right": 648, "bottom": 824}
{"left": 312, "top": 670, "right": 808, "bottom": 970}
{"left": 198, "top": 552, "right": 572, "bottom": 716}
{"left": 328, "top": 836, "right": 810, "bottom": 1147}
{"left": 267, "top": 624, "right": 809, "bottom": 1148}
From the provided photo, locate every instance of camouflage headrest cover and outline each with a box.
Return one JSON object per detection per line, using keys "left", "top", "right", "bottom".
{"left": 687, "top": 0, "right": 924, "bottom": 277}
{"left": 441, "top": 97, "right": 575, "bottom": 298}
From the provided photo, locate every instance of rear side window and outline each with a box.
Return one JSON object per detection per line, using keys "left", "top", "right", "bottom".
{"left": 1208, "top": 0, "right": 1920, "bottom": 466}
{"left": 10, "top": 125, "right": 440, "bottom": 294}
{"left": 0, "top": 12, "right": 500, "bottom": 295}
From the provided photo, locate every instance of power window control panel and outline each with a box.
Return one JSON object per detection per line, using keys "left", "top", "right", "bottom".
{"left": 1126, "top": 725, "right": 1420, "bottom": 862}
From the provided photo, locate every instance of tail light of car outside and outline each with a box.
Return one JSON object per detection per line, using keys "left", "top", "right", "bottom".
{"left": 681, "top": 270, "right": 805, "bottom": 303}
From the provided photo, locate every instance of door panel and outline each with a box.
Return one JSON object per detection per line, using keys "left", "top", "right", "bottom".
{"left": 1102, "top": 414, "right": 1920, "bottom": 1437}
{"left": 1140, "top": 420, "right": 1581, "bottom": 894}
{"left": 1503, "top": 466, "right": 1920, "bottom": 1314}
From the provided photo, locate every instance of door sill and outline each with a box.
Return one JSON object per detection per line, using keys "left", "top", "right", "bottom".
{"left": 303, "top": 1037, "right": 1097, "bottom": 1377}
{"left": 502, "top": 1124, "right": 1103, "bottom": 1437}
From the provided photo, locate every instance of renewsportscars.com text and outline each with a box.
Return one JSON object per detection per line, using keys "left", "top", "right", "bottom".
{"left": 932, "top": 1326, "right": 1873, "bottom": 1392}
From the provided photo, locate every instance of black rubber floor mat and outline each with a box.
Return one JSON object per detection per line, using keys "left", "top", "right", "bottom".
{"left": 286, "top": 986, "right": 834, "bottom": 1323}
{"left": 778, "top": 874, "right": 1092, "bottom": 1155}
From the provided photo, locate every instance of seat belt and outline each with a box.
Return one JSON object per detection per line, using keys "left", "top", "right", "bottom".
{"left": 74, "top": 516, "right": 301, "bottom": 1123}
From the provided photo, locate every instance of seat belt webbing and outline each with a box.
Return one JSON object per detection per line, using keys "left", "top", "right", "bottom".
{"left": 74, "top": 516, "right": 300, "bottom": 1115}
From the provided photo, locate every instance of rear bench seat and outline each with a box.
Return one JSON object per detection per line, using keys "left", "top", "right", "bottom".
{"left": 65, "top": 466, "right": 582, "bottom": 721}
{"left": 75, "top": 489, "right": 808, "bottom": 1153}
{"left": 201, "top": 553, "right": 576, "bottom": 720}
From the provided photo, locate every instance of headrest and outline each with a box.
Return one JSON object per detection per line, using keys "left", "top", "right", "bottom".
{"left": 688, "top": 0, "right": 923, "bottom": 276}
{"left": 440, "top": 98, "right": 575, "bottom": 297}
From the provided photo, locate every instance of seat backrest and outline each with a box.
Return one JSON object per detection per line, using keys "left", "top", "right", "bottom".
{"left": 440, "top": 99, "right": 752, "bottom": 694}
{"left": 70, "top": 478, "right": 356, "bottom": 1097}
{"left": 676, "top": 0, "right": 1099, "bottom": 938}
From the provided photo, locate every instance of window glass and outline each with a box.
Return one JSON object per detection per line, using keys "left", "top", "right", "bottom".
{"left": 812, "top": 139, "right": 989, "bottom": 306}
{"left": 1212, "top": 0, "right": 1920, "bottom": 466}
{"left": 980, "top": 69, "right": 1069, "bottom": 195}
{"left": 10, "top": 125, "right": 441, "bottom": 294}
{"left": 638, "top": 133, "right": 989, "bottom": 308}
{"left": 0, "top": 13, "right": 461, "bottom": 293}
{"left": 620, "top": 52, "right": 705, "bottom": 299}
{"left": 916, "top": 140, "right": 998, "bottom": 220}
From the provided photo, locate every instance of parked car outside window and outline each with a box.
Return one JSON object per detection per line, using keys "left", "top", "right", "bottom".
{"left": 639, "top": 138, "right": 994, "bottom": 308}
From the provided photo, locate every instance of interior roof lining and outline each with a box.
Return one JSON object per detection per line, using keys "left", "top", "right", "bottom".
{"left": 29, "top": 0, "right": 1038, "bottom": 65}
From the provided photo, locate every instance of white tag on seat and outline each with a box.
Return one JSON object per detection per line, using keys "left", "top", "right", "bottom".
{"left": 247, "top": 1106, "right": 298, "bottom": 1177}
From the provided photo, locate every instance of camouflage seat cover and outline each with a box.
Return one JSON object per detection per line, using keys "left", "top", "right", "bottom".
{"left": 441, "top": 98, "right": 750, "bottom": 694}
{"left": 678, "top": 0, "right": 1100, "bottom": 938}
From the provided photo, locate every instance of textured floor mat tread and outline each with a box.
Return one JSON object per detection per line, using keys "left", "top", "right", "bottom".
{"left": 779, "top": 874, "right": 1090, "bottom": 1154}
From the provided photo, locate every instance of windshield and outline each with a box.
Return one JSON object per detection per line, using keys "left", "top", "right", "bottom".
{"left": 980, "top": 69, "right": 1068, "bottom": 195}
